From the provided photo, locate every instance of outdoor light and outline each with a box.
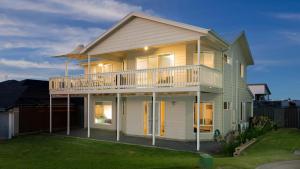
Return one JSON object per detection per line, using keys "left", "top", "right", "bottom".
{"left": 144, "top": 46, "right": 148, "bottom": 51}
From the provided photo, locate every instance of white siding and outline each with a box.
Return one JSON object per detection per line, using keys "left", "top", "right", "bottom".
{"left": 88, "top": 17, "right": 202, "bottom": 55}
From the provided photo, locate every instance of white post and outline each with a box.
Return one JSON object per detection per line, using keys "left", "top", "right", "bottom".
{"left": 88, "top": 55, "right": 91, "bottom": 79}
{"left": 65, "top": 60, "right": 69, "bottom": 77}
{"left": 197, "top": 38, "right": 201, "bottom": 151}
{"left": 117, "top": 93, "right": 120, "bottom": 141}
{"left": 8, "top": 112, "right": 12, "bottom": 139}
{"left": 50, "top": 94, "right": 52, "bottom": 133}
{"left": 152, "top": 92, "right": 156, "bottom": 146}
{"left": 197, "top": 39, "right": 201, "bottom": 65}
{"left": 67, "top": 94, "right": 70, "bottom": 135}
{"left": 197, "top": 91, "right": 201, "bottom": 151}
{"left": 87, "top": 93, "right": 90, "bottom": 138}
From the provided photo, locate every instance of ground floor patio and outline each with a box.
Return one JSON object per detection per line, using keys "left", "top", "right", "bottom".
{"left": 55, "top": 128, "right": 222, "bottom": 153}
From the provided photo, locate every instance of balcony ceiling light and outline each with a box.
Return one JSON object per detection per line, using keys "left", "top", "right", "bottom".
{"left": 144, "top": 46, "right": 148, "bottom": 51}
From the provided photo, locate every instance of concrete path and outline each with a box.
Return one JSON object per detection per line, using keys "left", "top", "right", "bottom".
{"left": 55, "top": 128, "right": 222, "bottom": 154}
{"left": 256, "top": 160, "right": 300, "bottom": 169}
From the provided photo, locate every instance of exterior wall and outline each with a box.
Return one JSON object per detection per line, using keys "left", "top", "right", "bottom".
{"left": 125, "top": 43, "right": 187, "bottom": 70}
{"left": 0, "top": 112, "right": 9, "bottom": 139}
{"left": 83, "top": 94, "right": 222, "bottom": 141}
{"left": 87, "top": 17, "right": 202, "bottom": 55}
{"left": 83, "top": 60, "right": 122, "bottom": 75}
{"left": 227, "top": 40, "right": 253, "bottom": 130}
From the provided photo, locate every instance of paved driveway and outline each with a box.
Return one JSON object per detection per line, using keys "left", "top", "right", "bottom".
{"left": 256, "top": 160, "right": 300, "bottom": 169}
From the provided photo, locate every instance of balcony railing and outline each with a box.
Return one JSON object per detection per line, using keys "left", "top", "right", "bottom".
{"left": 49, "top": 65, "right": 222, "bottom": 93}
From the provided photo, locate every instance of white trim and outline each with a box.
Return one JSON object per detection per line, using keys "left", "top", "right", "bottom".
{"left": 87, "top": 93, "right": 90, "bottom": 138}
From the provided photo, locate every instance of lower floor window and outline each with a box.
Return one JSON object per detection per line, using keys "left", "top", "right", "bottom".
{"left": 193, "top": 102, "right": 214, "bottom": 132}
{"left": 94, "top": 101, "right": 112, "bottom": 125}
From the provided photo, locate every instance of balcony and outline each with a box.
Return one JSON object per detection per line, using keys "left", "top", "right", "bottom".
{"left": 49, "top": 65, "right": 222, "bottom": 94}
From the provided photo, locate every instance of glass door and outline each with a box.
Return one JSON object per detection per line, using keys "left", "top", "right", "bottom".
{"left": 143, "top": 101, "right": 165, "bottom": 136}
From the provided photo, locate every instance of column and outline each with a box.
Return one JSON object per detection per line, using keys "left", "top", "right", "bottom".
{"left": 152, "top": 92, "right": 156, "bottom": 146}
{"left": 197, "top": 91, "right": 201, "bottom": 151}
{"left": 87, "top": 93, "right": 90, "bottom": 138}
{"left": 49, "top": 94, "right": 52, "bottom": 133}
{"left": 117, "top": 93, "right": 120, "bottom": 141}
{"left": 67, "top": 94, "right": 70, "bottom": 135}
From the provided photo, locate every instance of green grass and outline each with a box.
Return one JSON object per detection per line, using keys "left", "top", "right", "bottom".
{"left": 214, "top": 128, "right": 300, "bottom": 169}
{"left": 0, "top": 128, "right": 299, "bottom": 169}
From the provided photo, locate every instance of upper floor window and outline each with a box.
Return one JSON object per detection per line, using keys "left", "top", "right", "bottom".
{"left": 224, "top": 54, "right": 231, "bottom": 64}
{"left": 240, "top": 63, "right": 244, "bottom": 78}
{"left": 136, "top": 53, "right": 174, "bottom": 70}
{"left": 224, "top": 101, "right": 232, "bottom": 110}
{"left": 193, "top": 51, "right": 215, "bottom": 68}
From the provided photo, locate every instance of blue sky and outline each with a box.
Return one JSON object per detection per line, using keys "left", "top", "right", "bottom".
{"left": 0, "top": 0, "right": 299, "bottom": 100}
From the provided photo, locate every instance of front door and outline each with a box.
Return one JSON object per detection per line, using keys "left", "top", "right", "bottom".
{"left": 143, "top": 101, "right": 165, "bottom": 136}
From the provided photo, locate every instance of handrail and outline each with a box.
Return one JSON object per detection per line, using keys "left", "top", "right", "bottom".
{"left": 49, "top": 65, "right": 222, "bottom": 92}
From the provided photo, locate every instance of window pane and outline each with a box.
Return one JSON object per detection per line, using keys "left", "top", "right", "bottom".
{"left": 94, "top": 102, "right": 112, "bottom": 125}
{"left": 193, "top": 52, "right": 215, "bottom": 68}
{"left": 193, "top": 102, "right": 213, "bottom": 132}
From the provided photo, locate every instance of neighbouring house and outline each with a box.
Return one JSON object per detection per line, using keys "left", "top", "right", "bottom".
{"left": 248, "top": 83, "right": 271, "bottom": 101}
{"left": 49, "top": 12, "right": 254, "bottom": 151}
{"left": 0, "top": 79, "right": 84, "bottom": 139}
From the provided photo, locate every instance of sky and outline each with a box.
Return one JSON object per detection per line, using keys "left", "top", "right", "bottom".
{"left": 0, "top": 0, "right": 299, "bottom": 100}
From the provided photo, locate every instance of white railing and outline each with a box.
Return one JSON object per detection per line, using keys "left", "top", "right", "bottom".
{"left": 49, "top": 65, "right": 222, "bottom": 92}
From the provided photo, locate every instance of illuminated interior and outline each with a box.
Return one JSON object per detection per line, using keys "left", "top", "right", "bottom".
{"left": 193, "top": 102, "right": 213, "bottom": 132}
{"left": 94, "top": 101, "right": 112, "bottom": 125}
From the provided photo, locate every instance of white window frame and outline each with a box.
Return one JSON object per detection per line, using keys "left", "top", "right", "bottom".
{"left": 193, "top": 101, "right": 215, "bottom": 134}
{"left": 224, "top": 101, "right": 232, "bottom": 110}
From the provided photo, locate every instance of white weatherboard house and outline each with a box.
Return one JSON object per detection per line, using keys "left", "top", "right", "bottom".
{"left": 49, "top": 12, "right": 254, "bottom": 151}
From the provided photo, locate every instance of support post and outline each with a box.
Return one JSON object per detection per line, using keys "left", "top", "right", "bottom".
{"left": 50, "top": 94, "right": 52, "bottom": 133}
{"left": 196, "top": 37, "right": 201, "bottom": 151}
{"left": 87, "top": 93, "right": 90, "bottom": 138}
{"left": 152, "top": 92, "right": 156, "bottom": 146}
{"left": 87, "top": 55, "right": 91, "bottom": 80}
{"left": 67, "top": 94, "right": 70, "bottom": 135}
{"left": 197, "top": 39, "right": 201, "bottom": 65}
{"left": 117, "top": 93, "right": 120, "bottom": 141}
{"left": 197, "top": 91, "right": 201, "bottom": 151}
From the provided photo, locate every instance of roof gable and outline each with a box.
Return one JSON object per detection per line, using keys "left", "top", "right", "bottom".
{"left": 231, "top": 32, "right": 254, "bottom": 65}
{"left": 81, "top": 12, "right": 228, "bottom": 55}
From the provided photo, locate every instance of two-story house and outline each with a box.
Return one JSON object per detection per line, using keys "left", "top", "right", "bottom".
{"left": 49, "top": 12, "right": 254, "bottom": 151}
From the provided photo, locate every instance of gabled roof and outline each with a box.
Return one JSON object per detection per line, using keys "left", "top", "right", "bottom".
{"left": 231, "top": 31, "right": 254, "bottom": 65}
{"left": 80, "top": 12, "right": 229, "bottom": 54}
{"left": 248, "top": 83, "right": 271, "bottom": 95}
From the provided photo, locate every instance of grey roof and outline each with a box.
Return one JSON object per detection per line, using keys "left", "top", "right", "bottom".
{"left": 248, "top": 83, "right": 271, "bottom": 95}
{"left": 0, "top": 79, "right": 49, "bottom": 111}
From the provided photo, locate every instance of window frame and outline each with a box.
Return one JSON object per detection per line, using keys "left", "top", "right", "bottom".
{"left": 193, "top": 101, "right": 214, "bottom": 133}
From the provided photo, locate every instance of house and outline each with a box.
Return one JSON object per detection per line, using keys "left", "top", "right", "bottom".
{"left": 248, "top": 83, "right": 271, "bottom": 101}
{"left": 49, "top": 12, "right": 254, "bottom": 151}
{"left": 0, "top": 79, "right": 84, "bottom": 139}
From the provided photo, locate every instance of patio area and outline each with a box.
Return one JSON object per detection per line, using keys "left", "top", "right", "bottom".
{"left": 55, "top": 128, "right": 222, "bottom": 153}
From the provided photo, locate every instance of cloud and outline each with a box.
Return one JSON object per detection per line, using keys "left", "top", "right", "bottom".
{"left": 1, "top": 0, "right": 148, "bottom": 22}
{"left": 0, "top": 58, "right": 80, "bottom": 70}
{"left": 0, "top": 71, "right": 47, "bottom": 81}
{"left": 273, "top": 13, "right": 300, "bottom": 21}
{"left": 0, "top": 15, "right": 105, "bottom": 56}
{"left": 278, "top": 31, "right": 300, "bottom": 44}
{"left": 251, "top": 58, "right": 300, "bottom": 72}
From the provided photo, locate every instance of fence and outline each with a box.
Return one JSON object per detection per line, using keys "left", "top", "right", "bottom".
{"left": 254, "top": 106, "right": 300, "bottom": 129}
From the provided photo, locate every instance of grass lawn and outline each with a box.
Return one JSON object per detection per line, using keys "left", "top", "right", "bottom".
{"left": 0, "top": 128, "right": 299, "bottom": 169}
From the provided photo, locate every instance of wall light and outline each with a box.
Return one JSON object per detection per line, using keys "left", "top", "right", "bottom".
{"left": 144, "top": 46, "right": 148, "bottom": 51}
